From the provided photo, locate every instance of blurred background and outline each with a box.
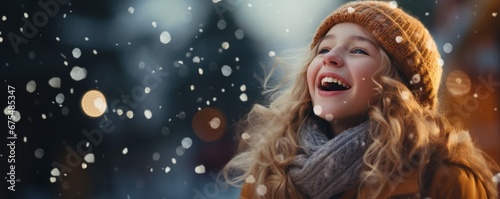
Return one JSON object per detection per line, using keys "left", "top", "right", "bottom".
{"left": 0, "top": 0, "right": 498, "bottom": 198}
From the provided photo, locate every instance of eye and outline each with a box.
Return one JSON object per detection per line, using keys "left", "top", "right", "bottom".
{"left": 351, "top": 48, "right": 369, "bottom": 55}
{"left": 317, "top": 48, "right": 330, "bottom": 55}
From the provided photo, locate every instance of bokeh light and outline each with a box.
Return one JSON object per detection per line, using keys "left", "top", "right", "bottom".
{"left": 192, "top": 107, "right": 227, "bottom": 142}
{"left": 445, "top": 70, "right": 472, "bottom": 97}
{"left": 81, "top": 90, "right": 107, "bottom": 117}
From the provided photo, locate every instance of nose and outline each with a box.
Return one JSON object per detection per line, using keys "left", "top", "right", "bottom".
{"left": 322, "top": 48, "right": 344, "bottom": 67}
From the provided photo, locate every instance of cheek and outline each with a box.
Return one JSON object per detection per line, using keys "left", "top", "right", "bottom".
{"left": 306, "top": 64, "right": 316, "bottom": 89}
{"left": 355, "top": 61, "right": 380, "bottom": 83}
{"left": 356, "top": 64, "right": 381, "bottom": 96}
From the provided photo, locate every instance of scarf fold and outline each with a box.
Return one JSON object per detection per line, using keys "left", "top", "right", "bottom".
{"left": 289, "top": 118, "right": 370, "bottom": 199}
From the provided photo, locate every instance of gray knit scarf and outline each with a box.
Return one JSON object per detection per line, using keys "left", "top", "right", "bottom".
{"left": 289, "top": 118, "right": 370, "bottom": 199}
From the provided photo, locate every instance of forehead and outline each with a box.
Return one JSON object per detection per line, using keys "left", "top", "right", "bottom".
{"left": 322, "top": 22, "right": 379, "bottom": 46}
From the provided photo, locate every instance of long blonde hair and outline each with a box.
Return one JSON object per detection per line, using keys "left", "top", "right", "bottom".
{"left": 363, "top": 50, "right": 499, "bottom": 197}
{"left": 223, "top": 43, "right": 499, "bottom": 198}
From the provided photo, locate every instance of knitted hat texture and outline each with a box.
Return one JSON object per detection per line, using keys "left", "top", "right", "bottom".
{"left": 311, "top": 1, "right": 442, "bottom": 109}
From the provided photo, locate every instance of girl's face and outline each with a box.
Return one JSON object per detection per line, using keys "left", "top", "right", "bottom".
{"left": 307, "top": 22, "right": 382, "bottom": 126}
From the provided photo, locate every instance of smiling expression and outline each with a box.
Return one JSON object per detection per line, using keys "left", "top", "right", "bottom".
{"left": 307, "top": 22, "right": 383, "bottom": 125}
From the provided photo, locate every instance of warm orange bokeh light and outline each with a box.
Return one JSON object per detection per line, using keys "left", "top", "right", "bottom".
{"left": 445, "top": 70, "right": 471, "bottom": 97}
{"left": 192, "top": 107, "right": 227, "bottom": 142}
{"left": 81, "top": 90, "right": 107, "bottom": 117}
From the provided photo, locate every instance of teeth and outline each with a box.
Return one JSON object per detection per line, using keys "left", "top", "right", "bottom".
{"left": 321, "top": 77, "right": 351, "bottom": 88}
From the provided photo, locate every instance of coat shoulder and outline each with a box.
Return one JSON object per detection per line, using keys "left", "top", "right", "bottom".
{"left": 425, "top": 163, "right": 489, "bottom": 198}
{"left": 240, "top": 183, "right": 253, "bottom": 199}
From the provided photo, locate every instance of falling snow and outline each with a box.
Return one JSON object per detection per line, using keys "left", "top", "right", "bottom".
{"left": 126, "top": 110, "right": 134, "bottom": 119}
{"left": 34, "top": 148, "right": 44, "bottom": 159}
{"left": 178, "top": 111, "right": 186, "bottom": 119}
{"left": 193, "top": 56, "right": 201, "bottom": 63}
{"left": 395, "top": 36, "right": 403, "bottom": 43}
{"left": 245, "top": 175, "right": 256, "bottom": 183}
{"left": 218, "top": 20, "right": 227, "bottom": 30}
{"left": 438, "top": 58, "right": 444, "bottom": 67}
{"left": 116, "top": 109, "right": 123, "bottom": 116}
{"left": 389, "top": 1, "right": 398, "bottom": 9}
{"left": 194, "top": 165, "right": 206, "bottom": 174}
{"left": 122, "top": 147, "right": 129, "bottom": 155}
{"left": 51, "top": 168, "right": 60, "bottom": 176}
{"left": 412, "top": 74, "right": 421, "bottom": 84}
{"left": 221, "top": 65, "right": 232, "bottom": 77}
{"left": 84, "top": 153, "right": 95, "bottom": 163}
{"left": 176, "top": 146, "right": 185, "bottom": 156}
{"left": 72, "top": 48, "right": 82, "bottom": 59}
{"left": 181, "top": 137, "right": 193, "bottom": 149}
{"left": 325, "top": 114, "right": 334, "bottom": 121}
{"left": 222, "top": 41, "right": 230, "bottom": 50}
{"left": 401, "top": 91, "right": 411, "bottom": 100}
{"left": 347, "top": 7, "right": 355, "bottom": 13}
{"left": 242, "top": 132, "right": 251, "bottom": 140}
{"left": 235, "top": 29, "right": 245, "bottom": 39}
{"left": 26, "top": 80, "right": 36, "bottom": 93}
{"left": 48, "top": 77, "right": 61, "bottom": 88}
{"left": 257, "top": 185, "right": 267, "bottom": 196}
{"left": 443, "top": 43, "right": 453, "bottom": 54}
{"left": 55, "top": 93, "right": 65, "bottom": 104}
{"left": 209, "top": 117, "right": 221, "bottom": 129}
{"left": 144, "top": 109, "right": 152, "bottom": 119}
{"left": 239, "top": 93, "right": 248, "bottom": 102}
{"left": 493, "top": 173, "right": 500, "bottom": 183}
{"left": 70, "top": 66, "right": 87, "bottom": 81}
{"left": 152, "top": 152, "right": 160, "bottom": 161}
{"left": 268, "top": 51, "right": 276, "bottom": 57}
{"left": 160, "top": 31, "right": 172, "bottom": 44}
{"left": 313, "top": 105, "right": 322, "bottom": 116}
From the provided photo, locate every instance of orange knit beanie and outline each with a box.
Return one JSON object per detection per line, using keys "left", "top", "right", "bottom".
{"left": 311, "top": 1, "right": 442, "bottom": 109}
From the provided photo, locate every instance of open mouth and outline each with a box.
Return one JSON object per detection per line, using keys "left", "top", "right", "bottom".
{"left": 319, "top": 77, "right": 351, "bottom": 91}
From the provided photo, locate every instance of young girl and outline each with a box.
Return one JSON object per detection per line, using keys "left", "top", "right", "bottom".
{"left": 224, "top": 1, "right": 499, "bottom": 198}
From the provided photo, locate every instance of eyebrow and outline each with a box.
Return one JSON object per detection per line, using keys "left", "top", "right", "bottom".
{"left": 321, "top": 34, "right": 379, "bottom": 49}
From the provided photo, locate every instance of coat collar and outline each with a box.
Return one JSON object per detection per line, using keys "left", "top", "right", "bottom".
{"left": 340, "top": 172, "right": 420, "bottom": 199}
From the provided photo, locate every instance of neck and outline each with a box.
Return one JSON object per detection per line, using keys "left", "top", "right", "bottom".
{"left": 330, "top": 115, "right": 369, "bottom": 136}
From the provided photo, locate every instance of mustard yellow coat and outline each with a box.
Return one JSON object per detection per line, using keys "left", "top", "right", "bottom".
{"left": 240, "top": 164, "right": 491, "bottom": 199}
